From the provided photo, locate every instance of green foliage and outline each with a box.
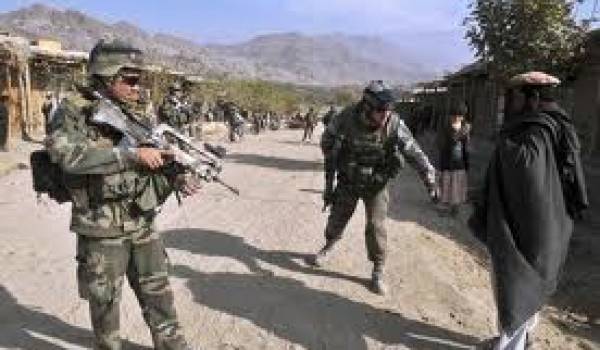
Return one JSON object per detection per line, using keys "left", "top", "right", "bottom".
{"left": 464, "top": 0, "right": 587, "bottom": 80}
{"left": 148, "top": 75, "right": 362, "bottom": 114}
{"left": 181, "top": 80, "right": 293, "bottom": 112}
{"left": 332, "top": 87, "right": 361, "bottom": 106}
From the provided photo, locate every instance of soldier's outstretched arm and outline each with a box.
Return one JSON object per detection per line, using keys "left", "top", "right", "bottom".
{"left": 395, "top": 118, "right": 437, "bottom": 191}
{"left": 46, "top": 101, "right": 137, "bottom": 175}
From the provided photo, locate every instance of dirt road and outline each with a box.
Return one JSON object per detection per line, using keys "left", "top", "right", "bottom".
{"left": 0, "top": 127, "right": 597, "bottom": 349}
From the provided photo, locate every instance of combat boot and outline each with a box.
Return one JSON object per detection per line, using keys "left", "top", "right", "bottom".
{"left": 306, "top": 239, "right": 338, "bottom": 267}
{"left": 370, "top": 264, "right": 387, "bottom": 295}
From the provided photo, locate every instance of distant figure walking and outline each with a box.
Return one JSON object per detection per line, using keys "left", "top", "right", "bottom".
{"left": 302, "top": 107, "right": 316, "bottom": 142}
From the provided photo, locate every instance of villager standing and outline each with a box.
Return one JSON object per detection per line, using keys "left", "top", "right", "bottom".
{"left": 469, "top": 72, "right": 588, "bottom": 350}
{"left": 41, "top": 91, "right": 58, "bottom": 134}
{"left": 438, "top": 103, "right": 470, "bottom": 216}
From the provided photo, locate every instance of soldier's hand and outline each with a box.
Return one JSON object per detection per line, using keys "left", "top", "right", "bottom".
{"left": 136, "top": 148, "right": 173, "bottom": 170}
{"left": 429, "top": 186, "right": 440, "bottom": 203}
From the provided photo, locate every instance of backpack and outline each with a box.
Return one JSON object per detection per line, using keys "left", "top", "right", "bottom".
{"left": 30, "top": 149, "right": 71, "bottom": 203}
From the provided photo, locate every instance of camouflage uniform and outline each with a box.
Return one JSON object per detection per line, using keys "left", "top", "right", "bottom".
{"left": 224, "top": 103, "right": 244, "bottom": 142}
{"left": 312, "top": 81, "right": 437, "bottom": 294}
{"left": 46, "top": 39, "right": 189, "bottom": 350}
{"left": 302, "top": 108, "right": 316, "bottom": 142}
{"left": 181, "top": 82, "right": 202, "bottom": 139}
{"left": 158, "top": 84, "right": 192, "bottom": 136}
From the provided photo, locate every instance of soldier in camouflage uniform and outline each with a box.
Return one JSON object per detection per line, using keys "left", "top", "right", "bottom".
{"left": 46, "top": 39, "right": 196, "bottom": 350}
{"left": 158, "top": 82, "right": 192, "bottom": 136}
{"left": 181, "top": 80, "right": 202, "bottom": 139}
{"left": 301, "top": 107, "right": 317, "bottom": 142}
{"left": 224, "top": 102, "right": 244, "bottom": 142}
{"left": 307, "top": 80, "right": 438, "bottom": 295}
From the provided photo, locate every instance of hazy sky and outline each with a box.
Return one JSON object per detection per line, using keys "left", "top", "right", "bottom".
{"left": 1, "top": 1, "right": 598, "bottom": 72}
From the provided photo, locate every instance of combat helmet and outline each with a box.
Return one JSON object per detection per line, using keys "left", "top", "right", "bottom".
{"left": 88, "top": 39, "right": 144, "bottom": 77}
{"left": 362, "top": 80, "right": 395, "bottom": 110}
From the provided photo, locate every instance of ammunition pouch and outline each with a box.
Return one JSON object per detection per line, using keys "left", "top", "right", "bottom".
{"left": 78, "top": 169, "right": 175, "bottom": 215}
{"left": 343, "top": 162, "right": 389, "bottom": 195}
{"left": 101, "top": 171, "right": 175, "bottom": 213}
{"left": 340, "top": 139, "right": 391, "bottom": 195}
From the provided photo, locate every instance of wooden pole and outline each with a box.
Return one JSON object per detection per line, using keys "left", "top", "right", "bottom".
{"left": 18, "top": 64, "right": 26, "bottom": 139}
{"left": 3, "top": 63, "right": 10, "bottom": 150}
{"left": 24, "top": 59, "right": 32, "bottom": 136}
{"left": 6, "top": 62, "right": 13, "bottom": 149}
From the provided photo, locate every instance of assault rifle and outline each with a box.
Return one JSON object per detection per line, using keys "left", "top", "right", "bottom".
{"left": 91, "top": 91, "right": 239, "bottom": 196}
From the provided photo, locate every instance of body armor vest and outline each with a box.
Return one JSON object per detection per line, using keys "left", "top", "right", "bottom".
{"left": 337, "top": 115, "right": 399, "bottom": 194}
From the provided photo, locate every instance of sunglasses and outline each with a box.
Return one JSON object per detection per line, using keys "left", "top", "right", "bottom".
{"left": 119, "top": 75, "right": 141, "bottom": 87}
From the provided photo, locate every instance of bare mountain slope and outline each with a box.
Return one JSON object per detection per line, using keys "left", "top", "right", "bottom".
{"left": 0, "top": 4, "right": 435, "bottom": 85}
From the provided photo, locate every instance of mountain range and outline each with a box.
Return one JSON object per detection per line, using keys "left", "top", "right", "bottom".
{"left": 0, "top": 4, "right": 441, "bottom": 85}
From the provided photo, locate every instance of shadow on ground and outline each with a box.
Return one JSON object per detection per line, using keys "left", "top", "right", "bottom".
{"left": 386, "top": 173, "right": 489, "bottom": 266}
{"left": 549, "top": 154, "right": 600, "bottom": 345}
{"left": 227, "top": 153, "right": 323, "bottom": 172}
{"left": 277, "top": 140, "right": 320, "bottom": 147}
{"left": 163, "top": 229, "right": 368, "bottom": 289}
{"left": 298, "top": 188, "right": 323, "bottom": 195}
{"left": 164, "top": 229, "right": 480, "bottom": 349}
{"left": 0, "top": 285, "right": 149, "bottom": 350}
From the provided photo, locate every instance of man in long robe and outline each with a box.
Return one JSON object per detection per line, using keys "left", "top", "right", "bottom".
{"left": 470, "top": 71, "right": 588, "bottom": 350}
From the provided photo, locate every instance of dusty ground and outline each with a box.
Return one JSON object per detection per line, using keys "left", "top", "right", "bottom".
{"left": 0, "top": 126, "right": 598, "bottom": 349}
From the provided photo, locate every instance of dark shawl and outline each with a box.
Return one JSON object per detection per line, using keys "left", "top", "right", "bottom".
{"left": 438, "top": 123, "right": 470, "bottom": 171}
{"left": 469, "top": 111, "right": 575, "bottom": 332}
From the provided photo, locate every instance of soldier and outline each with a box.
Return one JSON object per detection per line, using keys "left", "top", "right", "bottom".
{"left": 307, "top": 80, "right": 438, "bottom": 295}
{"left": 181, "top": 80, "right": 201, "bottom": 139}
{"left": 45, "top": 39, "right": 197, "bottom": 350}
{"left": 252, "top": 111, "right": 261, "bottom": 134}
{"left": 301, "top": 107, "right": 316, "bottom": 142}
{"left": 158, "top": 82, "right": 192, "bottom": 136}
{"left": 224, "top": 102, "right": 244, "bottom": 142}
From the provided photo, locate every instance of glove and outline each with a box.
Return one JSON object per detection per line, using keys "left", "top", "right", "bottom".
{"left": 429, "top": 187, "right": 440, "bottom": 203}
{"left": 426, "top": 180, "right": 440, "bottom": 203}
